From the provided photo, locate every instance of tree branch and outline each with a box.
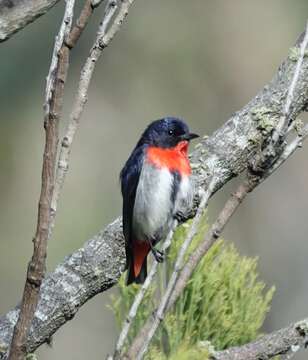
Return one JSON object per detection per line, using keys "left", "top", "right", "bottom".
{"left": 0, "top": 0, "right": 60, "bottom": 42}
{"left": 0, "top": 28, "right": 308, "bottom": 359}
{"left": 213, "top": 318, "right": 308, "bottom": 360}
{"left": 110, "top": 220, "right": 178, "bottom": 360}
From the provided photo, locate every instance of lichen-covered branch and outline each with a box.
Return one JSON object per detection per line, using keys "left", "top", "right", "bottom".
{"left": 213, "top": 318, "right": 308, "bottom": 360}
{"left": 127, "top": 24, "right": 308, "bottom": 358}
{"left": 0, "top": 219, "right": 125, "bottom": 359}
{"left": 0, "top": 0, "right": 60, "bottom": 42}
{"left": 0, "top": 0, "right": 105, "bottom": 43}
{"left": 0, "top": 28, "right": 308, "bottom": 359}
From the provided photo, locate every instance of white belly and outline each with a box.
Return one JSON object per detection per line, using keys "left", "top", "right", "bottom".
{"left": 175, "top": 175, "right": 194, "bottom": 215}
{"left": 133, "top": 164, "right": 173, "bottom": 241}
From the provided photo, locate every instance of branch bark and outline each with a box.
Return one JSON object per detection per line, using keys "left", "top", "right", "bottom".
{"left": 0, "top": 28, "right": 308, "bottom": 359}
{"left": 0, "top": 0, "right": 60, "bottom": 42}
{"left": 213, "top": 318, "right": 308, "bottom": 360}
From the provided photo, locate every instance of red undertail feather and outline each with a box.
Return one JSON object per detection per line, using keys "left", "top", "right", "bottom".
{"left": 133, "top": 241, "right": 150, "bottom": 277}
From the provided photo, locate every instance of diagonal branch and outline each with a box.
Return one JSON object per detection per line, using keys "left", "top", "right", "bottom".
{"left": 127, "top": 123, "right": 308, "bottom": 358}
{"left": 0, "top": 27, "right": 308, "bottom": 359}
{"left": 213, "top": 317, "right": 308, "bottom": 360}
{"left": 127, "top": 23, "right": 308, "bottom": 357}
{"left": 0, "top": 0, "right": 60, "bottom": 42}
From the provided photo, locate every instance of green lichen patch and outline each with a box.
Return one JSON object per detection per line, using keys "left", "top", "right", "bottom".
{"left": 0, "top": 342, "right": 7, "bottom": 355}
{"left": 251, "top": 106, "right": 279, "bottom": 136}
{"left": 289, "top": 46, "right": 308, "bottom": 62}
{"left": 295, "top": 319, "right": 308, "bottom": 337}
{"left": 294, "top": 118, "right": 305, "bottom": 136}
{"left": 25, "top": 354, "right": 38, "bottom": 360}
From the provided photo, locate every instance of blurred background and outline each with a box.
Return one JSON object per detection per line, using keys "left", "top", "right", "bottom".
{"left": 1, "top": 0, "right": 308, "bottom": 358}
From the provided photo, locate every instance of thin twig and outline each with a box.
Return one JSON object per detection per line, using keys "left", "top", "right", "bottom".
{"left": 44, "top": 1, "right": 74, "bottom": 117}
{"left": 263, "top": 123, "right": 308, "bottom": 179}
{"left": 8, "top": 2, "right": 75, "bottom": 359}
{"left": 110, "top": 220, "right": 178, "bottom": 360}
{"left": 136, "top": 179, "right": 217, "bottom": 360}
{"left": 272, "top": 20, "right": 308, "bottom": 144}
{"left": 50, "top": 0, "right": 136, "bottom": 232}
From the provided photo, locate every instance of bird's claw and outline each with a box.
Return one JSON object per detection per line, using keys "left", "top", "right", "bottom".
{"left": 174, "top": 210, "right": 186, "bottom": 222}
{"left": 152, "top": 248, "right": 164, "bottom": 263}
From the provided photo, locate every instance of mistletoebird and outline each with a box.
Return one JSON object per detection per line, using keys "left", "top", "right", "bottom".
{"left": 120, "top": 117, "right": 199, "bottom": 285}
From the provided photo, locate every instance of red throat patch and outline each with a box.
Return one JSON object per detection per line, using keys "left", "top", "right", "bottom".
{"left": 146, "top": 141, "right": 191, "bottom": 175}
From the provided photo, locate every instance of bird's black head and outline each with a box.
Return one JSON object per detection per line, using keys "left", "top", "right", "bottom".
{"left": 137, "top": 117, "right": 199, "bottom": 148}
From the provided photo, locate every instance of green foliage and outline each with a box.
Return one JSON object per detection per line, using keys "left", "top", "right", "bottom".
{"left": 25, "top": 354, "right": 37, "bottom": 360}
{"left": 110, "top": 217, "right": 275, "bottom": 359}
{"left": 146, "top": 341, "right": 210, "bottom": 360}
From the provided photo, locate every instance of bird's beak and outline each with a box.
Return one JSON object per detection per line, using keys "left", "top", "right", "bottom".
{"left": 188, "top": 133, "right": 200, "bottom": 140}
{"left": 180, "top": 133, "right": 200, "bottom": 141}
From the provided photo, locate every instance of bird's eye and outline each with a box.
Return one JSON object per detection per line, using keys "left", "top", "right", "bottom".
{"left": 168, "top": 129, "right": 173, "bottom": 135}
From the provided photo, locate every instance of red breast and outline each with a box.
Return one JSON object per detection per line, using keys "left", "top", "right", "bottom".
{"left": 146, "top": 140, "right": 191, "bottom": 176}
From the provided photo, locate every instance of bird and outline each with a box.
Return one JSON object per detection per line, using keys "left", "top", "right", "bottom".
{"left": 120, "top": 117, "right": 199, "bottom": 285}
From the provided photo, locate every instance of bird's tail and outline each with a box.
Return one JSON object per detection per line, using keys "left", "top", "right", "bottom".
{"left": 126, "top": 259, "right": 147, "bottom": 285}
{"left": 126, "top": 241, "right": 150, "bottom": 285}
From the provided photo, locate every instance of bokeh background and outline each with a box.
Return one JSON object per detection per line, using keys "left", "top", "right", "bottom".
{"left": 1, "top": 1, "right": 308, "bottom": 358}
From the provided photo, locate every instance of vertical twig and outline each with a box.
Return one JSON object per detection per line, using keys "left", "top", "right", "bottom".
{"left": 111, "top": 220, "right": 178, "bottom": 360}
{"left": 50, "top": 0, "right": 136, "bottom": 233}
{"left": 8, "top": 2, "right": 76, "bottom": 359}
{"left": 134, "top": 179, "right": 219, "bottom": 360}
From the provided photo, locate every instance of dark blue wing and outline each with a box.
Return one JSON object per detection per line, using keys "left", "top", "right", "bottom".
{"left": 120, "top": 144, "right": 146, "bottom": 268}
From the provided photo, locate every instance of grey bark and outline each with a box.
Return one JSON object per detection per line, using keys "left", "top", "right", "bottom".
{"left": 0, "top": 0, "right": 60, "bottom": 42}
{"left": 0, "top": 219, "right": 125, "bottom": 358}
{"left": 0, "top": 32, "right": 308, "bottom": 358}
{"left": 214, "top": 318, "right": 308, "bottom": 360}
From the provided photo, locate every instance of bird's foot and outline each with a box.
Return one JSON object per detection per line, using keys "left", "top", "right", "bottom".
{"left": 152, "top": 248, "right": 164, "bottom": 263}
{"left": 174, "top": 210, "right": 186, "bottom": 223}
